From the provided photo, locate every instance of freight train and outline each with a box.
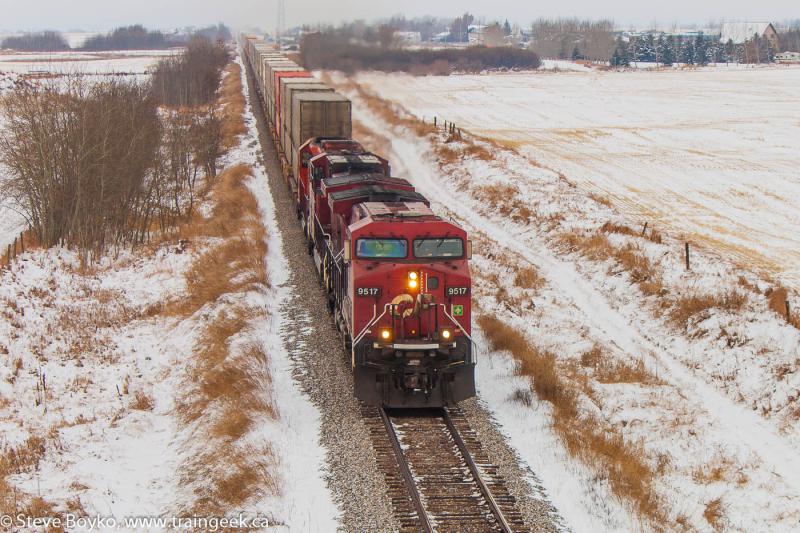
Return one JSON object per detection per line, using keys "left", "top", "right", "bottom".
{"left": 241, "top": 35, "right": 475, "bottom": 407}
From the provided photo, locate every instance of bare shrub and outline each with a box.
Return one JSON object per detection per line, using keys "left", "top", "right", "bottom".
{"left": 130, "top": 391, "right": 154, "bottom": 411}
{"left": 514, "top": 266, "right": 544, "bottom": 290}
{"left": 151, "top": 36, "right": 229, "bottom": 107}
{"left": 670, "top": 291, "right": 746, "bottom": 329}
{"left": 0, "top": 77, "right": 160, "bottom": 255}
{"left": 703, "top": 497, "right": 724, "bottom": 530}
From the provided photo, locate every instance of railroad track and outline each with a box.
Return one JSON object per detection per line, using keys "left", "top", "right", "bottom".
{"left": 362, "top": 405, "right": 529, "bottom": 532}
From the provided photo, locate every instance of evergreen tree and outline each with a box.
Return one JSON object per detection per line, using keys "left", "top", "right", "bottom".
{"left": 694, "top": 33, "right": 708, "bottom": 65}
{"left": 661, "top": 36, "right": 675, "bottom": 65}
{"left": 503, "top": 19, "right": 512, "bottom": 36}
{"left": 572, "top": 46, "right": 581, "bottom": 60}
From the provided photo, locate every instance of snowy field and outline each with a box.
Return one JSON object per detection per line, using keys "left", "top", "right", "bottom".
{"left": 353, "top": 67, "right": 800, "bottom": 289}
{"left": 0, "top": 48, "right": 179, "bottom": 74}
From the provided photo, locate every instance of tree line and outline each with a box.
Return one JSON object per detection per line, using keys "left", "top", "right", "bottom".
{"left": 1, "top": 24, "right": 232, "bottom": 52}
{"left": 300, "top": 31, "right": 540, "bottom": 74}
{"left": 611, "top": 32, "right": 779, "bottom": 66}
{"left": 0, "top": 37, "right": 230, "bottom": 259}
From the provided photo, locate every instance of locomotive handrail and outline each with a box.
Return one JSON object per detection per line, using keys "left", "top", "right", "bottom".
{"left": 440, "top": 304, "right": 477, "bottom": 364}
{"left": 352, "top": 303, "right": 392, "bottom": 349}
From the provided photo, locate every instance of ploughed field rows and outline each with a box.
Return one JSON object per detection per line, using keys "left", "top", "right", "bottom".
{"left": 362, "top": 405, "right": 527, "bottom": 532}
{"left": 352, "top": 68, "right": 800, "bottom": 289}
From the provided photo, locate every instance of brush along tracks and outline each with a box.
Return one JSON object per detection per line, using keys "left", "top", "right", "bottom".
{"left": 362, "top": 405, "right": 528, "bottom": 532}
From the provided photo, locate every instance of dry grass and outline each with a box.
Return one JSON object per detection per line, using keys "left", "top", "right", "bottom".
{"left": 473, "top": 184, "right": 535, "bottom": 224}
{"left": 703, "top": 497, "right": 724, "bottom": 530}
{"left": 219, "top": 63, "right": 247, "bottom": 150}
{"left": 130, "top": 391, "right": 154, "bottom": 411}
{"left": 0, "top": 435, "right": 59, "bottom": 521}
{"left": 600, "top": 221, "right": 662, "bottom": 244}
{"left": 169, "top": 57, "right": 279, "bottom": 516}
{"left": 767, "top": 286, "right": 800, "bottom": 329}
{"left": 478, "top": 315, "right": 665, "bottom": 525}
{"left": 580, "top": 345, "right": 662, "bottom": 385}
{"left": 559, "top": 231, "right": 664, "bottom": 297}
{"left": 670, "top": 291, "right": 746, "bottom": 330}
{"left": 514, "top": 266, "right": 544, "bottom": 290}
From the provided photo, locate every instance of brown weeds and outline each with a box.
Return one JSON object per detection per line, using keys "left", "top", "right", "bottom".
{"left": 703, "top": 497, "right": 724, "bottom": 530}
{"left": 130, "top": 391, "right": 154, "bottom": 411}
{"left": 670, "top": 291, "right": 746, "bottom": 330}
{"left": 478, "top": 315, "right": 665, "bottom": 525}
{"left": 580, "top": 345, "right": 661, "bottom": 385}
{"left": 767, "top": 286, "right": 799, "bottom": 329}
{"left": 219, "top": 63, "right": 247, "bottom": 150}
{"left": 514, "top": 266, "right": 544, "bottom": 290}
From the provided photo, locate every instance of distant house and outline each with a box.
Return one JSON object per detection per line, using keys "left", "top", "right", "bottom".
{"left": 775, "top": 51, "right": 800, "bottom": 63}
{"left": 394, "top": 31, "right": 421, "bottom": 46}
{"left": 720, "top": 22, "right": 779, "bottom": 49}
{"left": 468, "top": 25, "right": 487, "bottom": 45}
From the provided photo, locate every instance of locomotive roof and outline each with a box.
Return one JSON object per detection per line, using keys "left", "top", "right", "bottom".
{"left": 326, "top": 154, "right": 382, "bottom": 165}
{"left": 328, "top": 186, "right": 426, "bottom": 204}
{"left": 358, "top": 201, "right": 437, "bottom": 219}
{"left": 322, "top": 173, "right": 411, "bottom": 192}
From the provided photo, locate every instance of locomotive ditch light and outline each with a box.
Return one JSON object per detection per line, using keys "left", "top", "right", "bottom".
{"left": 380, "top": 328, "right": 392, "bottom": 341}
{"left": 441, "top": 329, "right": 452, "bottom": 340}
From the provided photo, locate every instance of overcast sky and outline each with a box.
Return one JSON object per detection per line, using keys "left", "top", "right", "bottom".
{"left": 2, "top": 0, "right": 798, "bottom": 32}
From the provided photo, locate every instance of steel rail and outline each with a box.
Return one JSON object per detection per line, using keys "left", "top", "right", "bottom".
{"left": 442, "top": 408, "right": 515, "bottom": 533}
{"left": 379, "top": 407, "right": 435, "bottom": 533}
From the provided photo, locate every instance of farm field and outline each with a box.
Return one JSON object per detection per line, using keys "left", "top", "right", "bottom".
{"left": 353, "top": 66, "right": 800, "bottom": 289}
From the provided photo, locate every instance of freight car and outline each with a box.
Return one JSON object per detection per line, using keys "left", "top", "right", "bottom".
{"left": 241, "top": 35, "right": 476, "bottom": 407}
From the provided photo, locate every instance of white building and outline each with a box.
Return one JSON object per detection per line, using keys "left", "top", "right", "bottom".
{"left": 720, "top": 22, "right": 779, "bottom": 49}
{"left": 393, "top": 31, "right": 421, "bottom": 45}
{"left": 775, "top": 51, "right": 800, "bottom": 63}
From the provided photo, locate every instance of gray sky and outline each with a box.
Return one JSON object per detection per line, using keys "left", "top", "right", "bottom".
{"left": 2, "top": 0, "right": 798, "bottom": 32}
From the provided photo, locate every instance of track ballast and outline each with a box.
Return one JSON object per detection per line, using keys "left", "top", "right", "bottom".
{"left": 362, "top": 405, "right": 529, "bottom": 532}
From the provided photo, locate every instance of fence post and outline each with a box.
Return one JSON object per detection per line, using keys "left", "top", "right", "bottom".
{"left": 641, "top": 221, "right": 648, "bottom": 236}
{"left": 787, "top": 300, "right": 792, "bottom": 322}
{"left": 684, "top": 242, "right": 690, "bottom": 271}
{"left": 6, "top": 244, "right": 11, "bottom": 267}
{"left": 12, "top": 237, "right": 17, "bottom": 260}
{"left": 20, "top": 231, "right": 24, "bottom": 254}
{"left": 433, "top": 116, "right": 437, "bottom": 128}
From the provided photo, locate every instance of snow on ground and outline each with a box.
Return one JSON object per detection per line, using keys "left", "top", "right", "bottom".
{"left": 0, "top": 56, "right": 337, "bottom": 531}
{"left": 232, "top": 54, "right": 339, "bottom": 532}
{"left": 539, "top": 59, "right": 592, "bottom": 72}
{"left": 0, "top": 49, "right": 179, "bottom": 74}
{"left": 337, "top": 75, "right": 800, "bottom": 531}
{"left": 352, "top": 68, "right": 800, "bottom": 290}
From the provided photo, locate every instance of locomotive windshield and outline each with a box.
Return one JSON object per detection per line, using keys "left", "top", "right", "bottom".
{"left": 356, "top": 238, "right": 407, "bottom": 259}
{"left": 413, "top": 238, "right": 464, "bottom": 259}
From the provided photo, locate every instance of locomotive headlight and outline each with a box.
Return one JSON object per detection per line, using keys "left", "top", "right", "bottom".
{"left": 441, "top": 329, "right": 452, "bottom": 340}
{"left": 408, "top": 271, "right": 419, "bottom": 289}
{"left": 380, "top": 328, "right": 392, "bottom": 341}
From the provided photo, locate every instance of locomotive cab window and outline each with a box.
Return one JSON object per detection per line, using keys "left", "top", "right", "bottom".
{"left": 413, "top": 238, "right": 464, "bottom": 259}
{"left": 356, "top": 238, "right": 408, "bottom": 259}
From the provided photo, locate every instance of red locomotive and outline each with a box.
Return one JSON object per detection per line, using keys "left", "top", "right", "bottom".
{"left": 242, "top": 36, "right": 475, "bottom": 407}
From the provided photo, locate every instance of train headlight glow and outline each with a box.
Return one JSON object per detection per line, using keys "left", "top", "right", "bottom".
{"left": 380, "top": 329, "right": 392, "bottom": 341}
{"left": 408, "top": 271, "right": 419, "bottom": 289}
{"left": 408, "top": 271, "right": 418, "bottom": 280}
{"left": 408, "top": 279, "right": 418, "bottom": 289}
{"left": 441, "top": 329, "right": 452, "bottom": 340}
